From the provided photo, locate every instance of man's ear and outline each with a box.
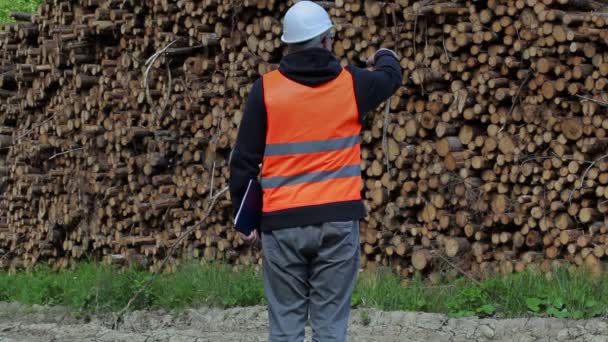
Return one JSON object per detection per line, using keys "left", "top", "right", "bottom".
{"left": 321, "top": 35, "right": 331, "bottom": 50}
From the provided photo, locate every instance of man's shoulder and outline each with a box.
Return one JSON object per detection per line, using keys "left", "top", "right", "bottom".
{"left": 258, "top": 69, "right": 283, "bottom": 82}
{"left": 247, "top": 77, "right": 263, "bottom": 91}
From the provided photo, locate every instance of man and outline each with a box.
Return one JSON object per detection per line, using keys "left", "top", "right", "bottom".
{"left": 229, "top": 1, "right": 402, "bottom": 341}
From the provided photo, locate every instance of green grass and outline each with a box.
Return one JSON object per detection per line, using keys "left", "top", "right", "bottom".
{"left": 0, "top": 0, "right": 42, "bottom": 23}
{"left": 352, "top": 267, "right": 608, "bottom": 319}
{"left": 1, "top": 261, "right": 607, "bottom": 319}
{"left": 0, "top": 262, "right": 265, "bottom": 313}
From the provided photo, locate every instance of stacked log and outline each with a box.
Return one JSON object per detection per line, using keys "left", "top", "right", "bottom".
{"left": 1, "top": 0, "right": 608, "bottom": 277}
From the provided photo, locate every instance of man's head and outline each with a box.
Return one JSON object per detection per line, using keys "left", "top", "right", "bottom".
{"left": 281, "top": 1, "right": 334, "bottom": 53}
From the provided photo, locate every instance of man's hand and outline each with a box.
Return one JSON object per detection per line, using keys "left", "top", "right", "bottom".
{"left": 374, "top": 48, "right": 400, "bottom": 61}
{"left": 240, "top": 230, "right": 258, "bottom": 244}
{"left": 360, "top": 48, "right": 400, "bottom": 68}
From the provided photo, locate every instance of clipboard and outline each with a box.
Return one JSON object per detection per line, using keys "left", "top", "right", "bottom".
{"left": 234, "top": 179, "right": 262, "bottom": 235}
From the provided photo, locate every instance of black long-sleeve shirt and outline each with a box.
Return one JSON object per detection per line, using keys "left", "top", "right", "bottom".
{"left": 230, "top": 47, "right": 402, "bottom": 231}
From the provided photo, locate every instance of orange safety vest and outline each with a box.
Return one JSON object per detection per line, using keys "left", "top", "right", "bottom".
{"left": 261, "top": 69, "right": 362, "bottom": 213}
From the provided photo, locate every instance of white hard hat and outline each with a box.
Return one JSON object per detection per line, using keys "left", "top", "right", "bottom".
{"left": 281, "top": 1, "right": 333, "bottom": 44}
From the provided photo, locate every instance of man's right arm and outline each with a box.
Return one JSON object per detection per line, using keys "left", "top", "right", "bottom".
{"left": 346, "top": 49, "right": 403, "bottom": 123}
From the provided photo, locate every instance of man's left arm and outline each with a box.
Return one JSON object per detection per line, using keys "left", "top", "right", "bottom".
{"left": 229, "top": 78, "right": 267, "bottom": 214}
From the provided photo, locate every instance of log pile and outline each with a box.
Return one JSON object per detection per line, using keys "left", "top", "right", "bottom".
{"left": 1, "top": 0, "right": 608, "bottom": 277}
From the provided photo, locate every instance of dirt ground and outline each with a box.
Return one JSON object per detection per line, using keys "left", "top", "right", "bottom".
{"left": 0, "top": 302, "right": 607, "bottom": 342}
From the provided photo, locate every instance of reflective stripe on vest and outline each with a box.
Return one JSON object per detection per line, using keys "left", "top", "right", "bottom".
{"left": 264, "top": 135, "right": 360, "bottom": 156}
{"left": 261, "top": 68, "right": 362, "bottom": 213}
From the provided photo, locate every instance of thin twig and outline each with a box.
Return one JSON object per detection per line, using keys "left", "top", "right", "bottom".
{"left": 518, "top": 153, "right": 594, "bottom": 165}
{"left": 0, "top": 113, "right": 57, "bottom": 152}
{"left": 381, "top": 2, "right": 395, "bottom": 179}
{"left": 575, "top": 94, "right": 608, "bottom": 107}
{"left": 441, "top": 33, "right": 451, "bottom": 62}
{"left": 413, "top": 12, "right": 418, "bottom": 57}
{"left": 158, "top": 58, "right": 173, "bottom": 116}
{"left": 16, "top": 113, "right": 56, "bottom": 140}
{"left": 0, "top": 249, "right": 14, "bottom": 261}
{"left": 424, "top": 18, "right": 428, "bottom": 50}
{"left": 390, "top": 4, "right": 398, "bottom": 37}
{"left": 210, "top": 161, "right": 216, "bottom": 200}
{"left": 436, "top": 253, "right": 481, "bottom": 286}
{"left": 500, "top": 71, "right": 532, "bottom": 133}
{"left": 176, "top": 78, "right": 193, "bottom": 103}
{"left": 382, "top": 99, "right": 391, "bottom": 177}
{"left": 143, "top": 39, "right": 180, "bottom": 106}
{"left": 48, "top": 147, "right": 85, "bottom": 160}
{"left": 112, "top": 186, "right": 229, "bottom": 329}
{"left": 568, "top": 152, "right": 608, "bottom": 203}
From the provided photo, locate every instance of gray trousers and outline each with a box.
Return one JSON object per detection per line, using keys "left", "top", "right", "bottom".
{"left": 261, "top": 221, "right": 360, "bottom": 342}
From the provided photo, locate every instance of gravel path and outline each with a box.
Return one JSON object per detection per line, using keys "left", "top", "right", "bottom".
{"left": 0, "top": 302, "right": 607, "bottom": 341}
